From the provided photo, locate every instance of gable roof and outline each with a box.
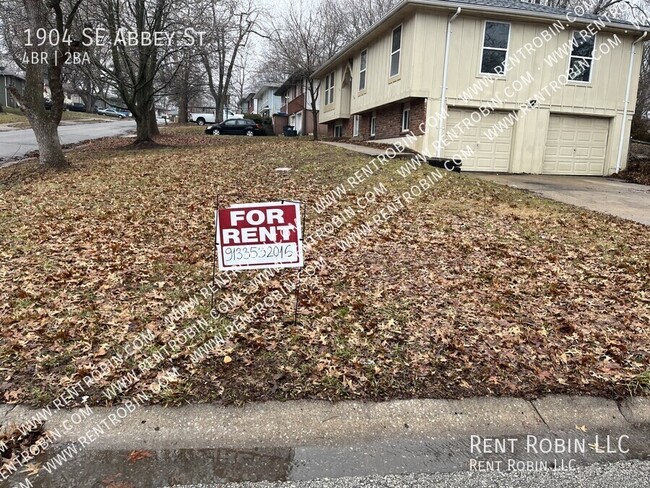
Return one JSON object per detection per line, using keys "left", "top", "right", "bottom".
{"left": 274, "top": 70, "right": 311, "bottom": 96}
{"left": 313, "top": 0, "right": 649, "bottom": 77}
{"left": 254, "top": 83, "right": 283, "bottom": 99}
{"left": 0, "top": 70, "right": 25, "bottom": 82}
{"left": 447, "top": 0, "right": 609, "bottom": 21}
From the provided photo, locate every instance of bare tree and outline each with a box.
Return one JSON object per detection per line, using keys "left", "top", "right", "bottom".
{"left": 198, "top": 0, "right": 259, "bottom": 122}
{"left": 230, "top": 44, "right": 253, "bottom": 112}
{"left": 322, "top": 0, "right": 399, "bottom": 44}
{"left": 266, "top": 2, "right": 344, "bottom": 140}
{"left": 85, "top": 0, "right": 179, "bottom": 143}
{"left": 1, "top": 0, "right": 85, "bottom": 168}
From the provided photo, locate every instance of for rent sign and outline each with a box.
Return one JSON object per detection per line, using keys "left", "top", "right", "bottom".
{"left": 216, "top": 202, "right": 303, "bottom": 271}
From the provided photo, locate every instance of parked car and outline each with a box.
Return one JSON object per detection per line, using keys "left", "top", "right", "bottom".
{"left": 190, "top": 111, "right": 244, "bottom": 126}
{"left": 205, "top": 118, "right": 264, "bottom": 136}
{"left": 66, "top": 102, "right": 87, "bottom": 112}
{"left": 101, "top": 108, "right": 126, "bottom": 119}
{"left": 44, "top": 98, "right": 53, "bottom": 110}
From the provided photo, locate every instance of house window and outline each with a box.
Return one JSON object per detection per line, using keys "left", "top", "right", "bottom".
{"left": 370, "top": 112, "right": 376, "bottom": 137}
{"left": 359, "top": 50, "right": 367, "bottom": 91}
{"left": 401, "top": 103, "right": 410, "bottom": 132}
{"left": 325, "top": 72, "right": 335, "bottom": 105}
{"left": 353, "top": 115, "right": 360, "bottom": 136}
{"left": 481, "top": 21, "right": 510, "bottom": 75}
{"left": 334, "top": 124, "right": 343, "bottom": 138}
{"left": 390, "top": 25, "right": 402, "bottom": 77}
{"left": 568, "top": 31, "right": 595, "bottom": 82}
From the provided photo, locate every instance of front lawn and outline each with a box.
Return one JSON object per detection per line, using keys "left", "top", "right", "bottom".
{"left": 1, "top": 127, "right": 648, "bottom": 406}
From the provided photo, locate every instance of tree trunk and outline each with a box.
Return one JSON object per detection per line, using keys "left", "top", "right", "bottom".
{"left": 32, "top": 118, "right": 67, "bottom": 168}
{"left": 177, "top": 62, "right": 189, "bottom": 124}
{"left": 178, "top": 93, "right": 188, "bottom": 124}
{"left": 149, "top": 108, "right": 160, "bottom": 136}
{"left": 12, "top": 0, "right": 68, "bottom": 168}
{"left": 135, "top": 114, "right": 153, "bottom": 143}
{"left": 216, "top": 95, "right": 224, "bottom": 123}
{"left": 308, "top": 80, "right": 320, "bottom": 140}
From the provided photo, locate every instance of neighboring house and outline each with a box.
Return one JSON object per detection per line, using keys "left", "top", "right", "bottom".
{"left": 253, "top": 83, "right": 283, "bottom": 117}
{"left": 0, "top": 70, "right": 25, "bottom": 109}
{"left": 240, "top": 92, "right": 257, "bottom": 114}
{"left": 313, "top": 0, "right": 649, "bottom": 175}
{"left": 43, "top": 85, "right": 84, "bottom": 106}
{"left": 274, "top": 72, "right": 327, "bottom": 135}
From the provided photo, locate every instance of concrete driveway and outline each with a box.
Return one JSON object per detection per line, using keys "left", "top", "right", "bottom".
{"left": 470, "top": 174, "right": 650, "bottom": 226}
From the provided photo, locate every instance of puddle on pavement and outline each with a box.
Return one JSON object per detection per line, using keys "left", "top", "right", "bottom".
{"left": 3, "top": 429, "right": 650, "bottom": 487}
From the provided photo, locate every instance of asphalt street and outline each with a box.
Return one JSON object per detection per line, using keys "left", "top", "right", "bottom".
{"left": 190, "top": 460, "right": 650, "bottom": 488}
{"left": 0, "top": 119, "right": 135, "bottom": 162}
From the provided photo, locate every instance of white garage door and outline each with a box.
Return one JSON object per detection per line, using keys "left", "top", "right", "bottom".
{"left": 543, "top": 115, "right": 609, "bottom": 175}
{"left": 443, "top": 109, "right": 514, "bottom": 172}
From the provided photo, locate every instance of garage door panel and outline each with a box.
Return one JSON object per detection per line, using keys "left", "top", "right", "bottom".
{"left": 543, "top": 115, "right": 609, "bottom": 176}
{"left": 444, "top": 109, "right": 513, "bottom": 172}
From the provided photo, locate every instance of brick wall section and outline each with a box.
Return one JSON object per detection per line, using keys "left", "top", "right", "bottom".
{"left": 327, "top": 119, "right": 351, "bottom": 138}
{"left": 327, "top": 98, "right": 427, "bottom": 140}
{"left": 373, "top": 98, "right": 426, "bottom": 140}
{"left": 327, "top": 98, "right": 426, "bottom": 141}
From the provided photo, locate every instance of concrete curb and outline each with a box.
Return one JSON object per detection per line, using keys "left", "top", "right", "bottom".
{"left": 1, "top": 395, "right": 648, "bottom": 450}
{"left": 620, "top": 397, "right": 650, "bottom": 425}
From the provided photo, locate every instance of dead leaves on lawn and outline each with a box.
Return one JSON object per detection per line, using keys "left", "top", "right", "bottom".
{"left": 0, "top": 127, "right": 648, "bottom": 406}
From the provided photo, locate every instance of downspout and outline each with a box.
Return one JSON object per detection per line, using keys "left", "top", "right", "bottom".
{"left": 437, "top": 7, "right": 461, "bottom": 157}
{"left": 615, "top": 31, "right": 647, "bottom": 173}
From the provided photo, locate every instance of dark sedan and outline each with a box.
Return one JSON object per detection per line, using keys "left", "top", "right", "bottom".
{"left": 205, "top": 118, "right": 264, "bottom": 136}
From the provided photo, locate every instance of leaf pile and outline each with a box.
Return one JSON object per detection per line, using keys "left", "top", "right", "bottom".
{"left": 0, "top": 126, "right": 648, "bottom": 406}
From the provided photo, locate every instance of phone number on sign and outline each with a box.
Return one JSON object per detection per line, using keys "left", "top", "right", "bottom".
{"left": 223, "top": 243, "right": 297, "bottom": 265}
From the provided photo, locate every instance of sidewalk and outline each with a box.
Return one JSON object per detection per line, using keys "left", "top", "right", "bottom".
{"left": 1, "top": 396, "right": 649, "bottom": 487}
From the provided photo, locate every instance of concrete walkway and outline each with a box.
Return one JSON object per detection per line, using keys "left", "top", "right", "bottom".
{"left": 320, "top": 141, "right": 415, "bottom": 158}
{"left": 1, "top": 396, "right": 649, "bottom": 487}
{"left": 470, "top": 174, "right": 650, "bottom": 226}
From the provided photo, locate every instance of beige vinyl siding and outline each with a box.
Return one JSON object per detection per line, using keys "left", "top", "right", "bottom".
{"left": 436, "top": 13, "right": 636, "bottom": 113}
{"left": 320, "top": 15, "right": 418, "bottom": 125}
{"left": 543, "top": 114, "right": 610, "bottom": 175}
{"left": 349, "top": 16, "right": 417, "bottom": 116}
{"left": 317, "top": 6, "right": 643, "bottom": 174}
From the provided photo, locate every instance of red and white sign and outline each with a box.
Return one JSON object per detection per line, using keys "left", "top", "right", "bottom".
{"left": 216, "top": 201, "right": 303, "bottom": 271}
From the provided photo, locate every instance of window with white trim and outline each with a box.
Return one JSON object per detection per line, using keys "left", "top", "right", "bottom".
{"left": 390, "top": 25, "right": 402, "bottom": 77}
{"left": 325, "top": 72, "right": 335, "bottom": 105}
{"left": 353, "top": 115, "right": 360, "bottom": 136}
{"left": 568, "top": 31, "right": 595, "bottom": 82}
{"left": 359, "top": 49, "right": 367, "bottom": 91}
{"left": 370, "top": 111, "right": 376, "bottom": 137}
{"left": 480, "top": 21, "right": 510, "bottom": 75}
{"left": 334, "top": 124, "right": 343, "bottom": 137}
{"left": 401, "top": 103, "right": 410, "bottom": 132}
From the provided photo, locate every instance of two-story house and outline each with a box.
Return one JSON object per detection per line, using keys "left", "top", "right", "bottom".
{"left": 275, "top": 72, "right": 326, "bottom": 135}
{"left": 240, "top": 92, "right": 257, "bottom": 114}
{"left": 313, "top": 0, "right": 648, "bottom": 175}
{"left": 253, "top": 83, "right": 283, "bottom": 117}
